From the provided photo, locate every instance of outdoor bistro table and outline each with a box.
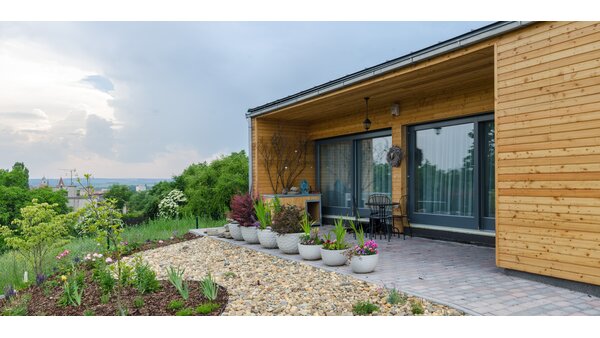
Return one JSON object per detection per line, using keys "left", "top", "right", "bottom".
{"left": 365, "top": 201, "right": 399, "bottom": 241}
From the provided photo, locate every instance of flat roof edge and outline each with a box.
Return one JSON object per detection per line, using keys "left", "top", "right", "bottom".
{"left": 246, "top": 21, "right": 535, "bottom": 118}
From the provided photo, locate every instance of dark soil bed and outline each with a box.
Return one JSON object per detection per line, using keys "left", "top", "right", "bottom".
{"left": 1, "top": 232, "right": 229, "bottom": 316}
{"left": 2, "top": 270, "right": 228, "bottom": 316}
{"left": 122, "top": 232, "right": 200, "bottom": 256}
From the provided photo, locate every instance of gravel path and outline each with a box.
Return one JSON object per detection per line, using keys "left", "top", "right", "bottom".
{"left": 130, "top": 237, "right": 463, "bottom": 316}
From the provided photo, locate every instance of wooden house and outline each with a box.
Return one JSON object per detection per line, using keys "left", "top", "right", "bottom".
{"left": 246, "top": 21, "right": 600, "bottom": 286}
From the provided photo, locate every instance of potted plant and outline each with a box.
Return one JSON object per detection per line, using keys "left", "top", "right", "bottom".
{"left": 254, "top": 198, "right": 278, "bottom": 249}
{"left": 297, "top": 212, "right": 321, "bottom": 260}
{"left": 271, "top": 204, "right": 303, "bottom": 254}
{"left": 230, "top": 194, "right": 256, "bottom": 242}
{"left": 320, "top": 219, "right": 350, "bottom": 266}
{"left": 347, "top": 221, "right": 379, "bottom": 273}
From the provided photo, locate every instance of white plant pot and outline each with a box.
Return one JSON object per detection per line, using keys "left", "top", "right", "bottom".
{"left": 350, "top": 253, "right": 379, "bottom": 273}
{"left": 257, "top": 228, "right": 278, "bottom": 249}
{"left": 320, "top": 248, "right": 348, "bottom": 266}
{"left": 276, "top": 233, "right": 303, "bottom": 254}
{"left": 229, "top": 222, "right": 244, "bottom": 241}
{"left": 241, "top": 226, "right": 260, "bottom": 244}
{"left": 298, "top": 243, "right": 321, "bottom": 260}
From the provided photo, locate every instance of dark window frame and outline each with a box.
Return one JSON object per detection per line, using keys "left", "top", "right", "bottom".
{"left": 316, "top": 129, "right": 392, "bottom": 217}
{"left": 407, "top": 113, "right": 495, "bottom": 231}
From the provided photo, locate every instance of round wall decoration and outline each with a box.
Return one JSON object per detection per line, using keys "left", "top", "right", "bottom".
{"left": 386, "top": 145, "right": 404, "bottom": 167}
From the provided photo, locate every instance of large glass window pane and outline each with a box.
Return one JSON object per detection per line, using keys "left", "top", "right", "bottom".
{"left": 483, "top": 121, "right": 495, "bottom": 217}
{"left": 319, "top": 141, "right": 352, "bottom": 209}
{"left": 415, "top": 123, "right": 474, "bottom": 216}
{"left": 358, "top": 136, "right": 392, "bottom": 207}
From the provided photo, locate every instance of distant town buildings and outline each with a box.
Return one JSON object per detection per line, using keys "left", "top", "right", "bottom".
{"left": 41, "top": 176, "right": 105, "bottom": 211}
{"left": 135, "top": 184, "right": 147, "bottom": 192}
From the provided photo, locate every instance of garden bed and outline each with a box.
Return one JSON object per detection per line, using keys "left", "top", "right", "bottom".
{"left": 0, "top": 232, "right": 229, "bottom": 316}
{"left": 9, "top": 273, "right": 228, "bottom": 316}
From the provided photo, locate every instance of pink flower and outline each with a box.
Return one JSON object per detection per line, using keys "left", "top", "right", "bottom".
{"left": 105, "top": 257, "right": 113, "bottom": 264}
{"left": 158, "top": 240, "right": 164, "bottom": 244}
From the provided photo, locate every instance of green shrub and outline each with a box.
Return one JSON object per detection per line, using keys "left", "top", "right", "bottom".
{"left": 133, "top": 296, "right": 145, "bottom": 309}
{"left": 100, "top": 294, "right": 110, "bottom": 304}
{"left": 410, "top": 300, "right": 424, "bottom": 315}
{"left": 167, "top": 299, "right": 184, "bottom": 311}
{"left": 195, "top": 302, "right": 220, "bottom": 315}
{"left": 223, "top": 271, "right": 236, "bottom": 279}
{"left": 175, "top": 308, "right": 194, "bottom": 316}
{"left": 0, "top": 201, "right": 71, "bottom": 276}
{"left": 83, "top": 309, "right": 95, "bottom": 316}
{"left": 200, "top": 273, "right": 218, "bottom": 301}
{"left": 166, "top": 266, "right": 189, "bottom": 300}
{"left": 133, "top": 257, "right": 161, "bottom": 294}
{"left": 1, "top": 293, "right": 31, "bottom": 316}
{"left": 387, "top": 288, "right": 406, "bottom": 305}
{"left": 93, "top": 263, "right": 115, "bottom": 295}
{"left": 352, "top": 301, "right": 379, "bottom": 316}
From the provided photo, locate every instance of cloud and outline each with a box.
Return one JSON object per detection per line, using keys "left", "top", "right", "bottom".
{"left": 81, "top": 74, "right": 114, "bottom": 93}
{"left": 0, "top": 21, "right": 491, "bottom": 177}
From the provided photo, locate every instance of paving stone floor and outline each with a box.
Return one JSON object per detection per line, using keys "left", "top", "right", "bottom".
{"left": 192, "top": 228, "right": 600, "bottom": 316}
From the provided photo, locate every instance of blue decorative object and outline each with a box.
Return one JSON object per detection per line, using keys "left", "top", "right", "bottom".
{"left": 300, "top": 180, "right": 309, "bottom": 194}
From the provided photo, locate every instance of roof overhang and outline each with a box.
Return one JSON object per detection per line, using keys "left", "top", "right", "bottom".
{"left": 246, "top": 21, "right": 534, "bottom": 118}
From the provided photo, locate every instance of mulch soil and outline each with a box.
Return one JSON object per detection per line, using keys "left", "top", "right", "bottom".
{"left": 122, "top": 232, "right": 200, "bottom": 256}
{"left": 1, "top": 232, "right": 229, "bottom": 316}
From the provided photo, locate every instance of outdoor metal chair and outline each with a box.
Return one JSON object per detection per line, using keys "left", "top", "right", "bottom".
{"left": 367, "top": 193, "right": 393, "bottom": 241}
{"left": 392, "top": 195, "right": 412, "bottom": 240}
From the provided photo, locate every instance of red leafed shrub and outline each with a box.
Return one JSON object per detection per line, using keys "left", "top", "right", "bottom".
{"left": 230, "top": 194, "right": 256, "bottom": 227}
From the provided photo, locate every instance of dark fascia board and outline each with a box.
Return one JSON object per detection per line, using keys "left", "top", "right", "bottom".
{"left": 246, "top": 21, "right": 535, "bottom": 118}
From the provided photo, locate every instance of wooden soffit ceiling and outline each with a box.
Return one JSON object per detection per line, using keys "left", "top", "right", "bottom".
{"left": 259, "top": 46, "right": 495, "bottom": 123}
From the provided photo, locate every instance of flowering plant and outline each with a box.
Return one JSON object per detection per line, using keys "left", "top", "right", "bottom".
{"left": 321, "top": 219, "right": 349, "bottom": 250}
{"left": 350, "top": 240, "right": 378, "bottom": 256}
{"left": 56, "top": 249, "right": 70, "bottom": 260}
{"left": 299, "top": 212, "right": 321, "bottom": 245}
{"left": 347, "top": 220, "right": 378, "bottom": 258}
{"left": 158, "top": 189, "right": 187, "bottom": 219}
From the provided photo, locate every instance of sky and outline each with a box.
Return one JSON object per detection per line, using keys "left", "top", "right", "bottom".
{"left": 0, "top": 21, "right": 491, "bottom": 178}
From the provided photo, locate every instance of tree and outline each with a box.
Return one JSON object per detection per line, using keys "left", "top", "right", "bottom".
{"left": 104, "top": 184, "right": 133, "bottom": 210}
{"left": 0, "top": 162, "right": 30, "bottom": 189}
{"left": 0, "top": 200, "right": 71, "bottom": 276}
{"left": 178, "top": 151, "right": 249, "bottom": 219}
{"left": 257, "top": 130, "right": 308, "bottom": 194}
{"left": 30, "top": 187, "right": 70, "bottom": 214}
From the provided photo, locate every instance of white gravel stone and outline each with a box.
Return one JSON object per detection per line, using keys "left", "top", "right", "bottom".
{"left": 128, "top": 236, "right": 463, "bottom": 316}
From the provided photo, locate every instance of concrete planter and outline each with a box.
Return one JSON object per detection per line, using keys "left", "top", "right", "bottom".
{"left": 229, "top": 222, "right": 244, "bottom": 241}
{"left": 320, "top": 248, "right": 348, "bottom": 266}
{"left": 276, "top": 233, "right": 303, "bottom": 254}
{"left": 257, "top": 228, "right": 278, "bottom": 249}
{"left": 350, "top": 253, "right": 379, "bottom": 273}
{"left": 298, "top": 243, "right": 321, "bottom": 260}
{"left": 241, "top": 226, "right": 260, "bottom": 244}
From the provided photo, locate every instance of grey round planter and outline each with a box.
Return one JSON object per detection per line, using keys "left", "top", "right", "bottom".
{"left": 298, "top": 243, "right": 322, "bottom": 260}
{"left": 276, "top": 233, "right": 303, "bottom": 254}
{"left": 320, "top": 248, "right": 348, "bottom": 266}
{"left": 257, "top": 228, "right": 278, "bottom": 249}
{"left": 350, "top": 253, "right": 379, "bottom": 273}
{"left": 240, "top": 226, "right": 260, "bottom": 244}
{"left": 228, "top": 222, "right": 244, "bottom": 241}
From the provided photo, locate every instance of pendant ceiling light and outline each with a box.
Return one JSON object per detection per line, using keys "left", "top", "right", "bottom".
{"left": 363, "top": 97, "right": 371, "bottom": 131}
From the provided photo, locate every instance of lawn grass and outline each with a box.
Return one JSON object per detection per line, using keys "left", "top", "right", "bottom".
{"left": 0, "top": 216, "right": 223, "bottom": 292}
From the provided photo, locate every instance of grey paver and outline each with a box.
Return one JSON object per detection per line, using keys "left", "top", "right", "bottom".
{"left": 207, "top": 230, "right": 600, "bottom": 316}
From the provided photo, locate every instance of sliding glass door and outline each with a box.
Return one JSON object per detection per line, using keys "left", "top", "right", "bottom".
{"left": 317, "top": 130, "right": 392, "bottom": 216}
{"left": 408, "top": 114, "right": 495, "bottom": 231}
